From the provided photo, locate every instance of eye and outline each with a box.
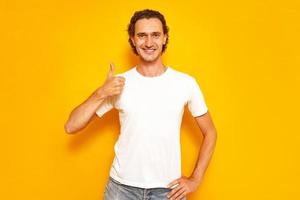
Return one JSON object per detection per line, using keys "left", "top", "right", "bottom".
{"left": 137, "top": 34, "right": 146, "bottom": 38}
{"left": 153, "top": 33, "right": 160, "bottom": 38}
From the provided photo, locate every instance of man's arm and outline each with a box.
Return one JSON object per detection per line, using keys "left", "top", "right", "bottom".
{"left": 64, "top": 63, "right": 125, "bottom": 134}
{"left": 167, "top": 111, "right": 217, "bottom": 200}
{"left": 190, "top": 111, "right": 217, "bottom": 182}
{"left": 64, "top": 88, "right": 106, "bottom": 134}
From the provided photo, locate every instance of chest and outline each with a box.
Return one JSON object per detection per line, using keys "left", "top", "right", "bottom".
{"left": 115, "top": 80, "right": 188, "bottom": 116}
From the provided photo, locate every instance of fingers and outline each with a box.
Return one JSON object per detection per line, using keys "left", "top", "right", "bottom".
{"left": 167, "top": 183, "right": 184, "bottom": 198}
{"left": 111, "top": 85, "right": 124, "bottom": 96}
{"left": 109, "top": 76, "right": 125, "bottom": 87}
{"left": 103, "top": 63, "right": 126, "bottom": 97}
{"left": 168, "top": 187, "right": 186, "bottom": 200}
{"left": 113, "top": 81, "right": 125, "bottom": 88}
{"left": 110, "top": 76, "right": 125, "bottom": 96}
{"left": 167, "top": 179, "right": 180, "bottom": 189}
{"left": 115, "top": 75, "right": 125, "bottom": 81}
{"left": 107, "top": 63, "right": 126, "bottom": 82}
{"left": 110, "top": 63, "right": 115, "bottom": 74}
{"left": 107, "top": 63, "right": 115, "bottom": 78}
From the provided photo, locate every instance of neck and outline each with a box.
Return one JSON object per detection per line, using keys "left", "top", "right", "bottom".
{"left": 137, "top": 57, "right": 167, "bottom": 77}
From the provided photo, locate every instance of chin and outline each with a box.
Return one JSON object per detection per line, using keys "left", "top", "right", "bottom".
{"left": 141, "top": 56, "right": 159, "bottom": 63}
{"left": 139, "top": 53, "right": 160, "bottom": 62}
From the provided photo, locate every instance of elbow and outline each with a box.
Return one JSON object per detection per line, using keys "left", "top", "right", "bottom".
{"left": 64, "top": 123, "right": 76, "bottom": 134}
{"left": 211, "top": 129, "right": 218, "bottom": 141}
{"left": 213, "top": 128, "right": 218, "bottom": 138}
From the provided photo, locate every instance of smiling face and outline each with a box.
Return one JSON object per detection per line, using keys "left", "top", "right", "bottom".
{"left": 130, "top": 18, "right": 167, "bottom": 63}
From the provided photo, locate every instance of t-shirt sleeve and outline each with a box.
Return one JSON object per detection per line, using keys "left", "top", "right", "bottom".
{"left": 95, "top": 96, "right": 115, "bottom": 118}
{"left": 187, "top": 77, "right": 208, "bottom": 117}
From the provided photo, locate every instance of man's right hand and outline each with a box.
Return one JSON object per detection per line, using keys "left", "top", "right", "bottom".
{"left": 96, "top": 63, "right": 126, "bottom": 99}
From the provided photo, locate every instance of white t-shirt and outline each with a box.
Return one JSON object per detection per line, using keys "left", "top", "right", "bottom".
{"left": 96, "top": 66, "right": 208, "bottom": 188}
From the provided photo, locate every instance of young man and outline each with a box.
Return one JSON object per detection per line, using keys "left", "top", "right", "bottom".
{"left": 65, "top": 9, "right": 217, "bottom": 200}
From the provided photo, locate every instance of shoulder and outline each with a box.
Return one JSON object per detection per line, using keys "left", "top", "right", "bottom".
{"left": 168, "top": 66, "right": 196, "bottom": 83}
{"left": 115, "top": 67, "right": 136, "bottom": 78}
{"left": 168, "top": 67, "right": 204, "bottom": 95}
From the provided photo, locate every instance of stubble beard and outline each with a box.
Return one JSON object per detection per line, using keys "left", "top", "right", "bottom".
{"left": 137, "top": 48, "right": 162, "bottom": 63}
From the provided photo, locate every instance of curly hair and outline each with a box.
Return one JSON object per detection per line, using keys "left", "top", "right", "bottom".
{"left": 127, "top": 9, "right": 169, "bottom": 55}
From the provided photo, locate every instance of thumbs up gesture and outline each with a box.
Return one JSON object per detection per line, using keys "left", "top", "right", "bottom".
{"left": 97, "top": 63, "right": 126, "bottom": 99}
{"left": 107, "top": 63, "right": 115, "bottom": 79}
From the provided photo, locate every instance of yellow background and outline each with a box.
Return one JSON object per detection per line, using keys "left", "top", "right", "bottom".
{"left": 1, "top": 0, "right": 299, "bottom": 199}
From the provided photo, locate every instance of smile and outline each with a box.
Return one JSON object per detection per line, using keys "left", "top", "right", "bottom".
{"left": 143, "top": 49, "right": 156, "bottom": 54}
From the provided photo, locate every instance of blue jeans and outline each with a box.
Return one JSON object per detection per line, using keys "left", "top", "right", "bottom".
{"left": 104, "top": 176, "right": 187, "bottom": 200}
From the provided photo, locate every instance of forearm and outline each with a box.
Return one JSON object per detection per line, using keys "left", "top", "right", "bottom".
{"left": 64, "top": 87, "right": 106, "bottom": 134}
{"left": 190, "top": 131, "right": 217, "bottom": 182}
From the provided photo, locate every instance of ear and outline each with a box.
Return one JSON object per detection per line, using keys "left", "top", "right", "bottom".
{"left": 130, "top": 36, "right": 136, "bottom": 46}
{"left": 163, "top": 34, "right": 167, "bottom": 45}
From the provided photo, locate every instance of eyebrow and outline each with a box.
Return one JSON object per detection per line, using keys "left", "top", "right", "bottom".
{"left": 136, "top": 32, "right": 162, "bottom": 36}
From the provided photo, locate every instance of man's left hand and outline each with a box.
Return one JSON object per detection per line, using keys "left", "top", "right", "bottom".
{"left": 166, "top": 175, "right": 202, "bottom": 200}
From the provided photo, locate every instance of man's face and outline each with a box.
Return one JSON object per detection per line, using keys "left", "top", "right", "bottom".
{"left": 130, "top": 18, "right": 167, "bottom": 63}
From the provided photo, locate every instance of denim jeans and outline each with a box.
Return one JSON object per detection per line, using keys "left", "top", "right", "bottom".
{"left": 104, "top": 176, "right": 186, "bottom": 200}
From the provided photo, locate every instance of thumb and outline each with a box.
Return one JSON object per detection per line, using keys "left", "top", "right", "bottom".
{"left": 107, "top": 63, "right": 115, "bottom": 78}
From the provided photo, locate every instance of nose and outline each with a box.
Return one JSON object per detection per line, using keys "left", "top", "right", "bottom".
{"left": 145, "top": 36, "right": 153, "bottom": 48}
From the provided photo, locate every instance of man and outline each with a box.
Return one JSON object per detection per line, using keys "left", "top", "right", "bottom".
{"left": 65, "top": 9, "right": 217, "bottom": 200}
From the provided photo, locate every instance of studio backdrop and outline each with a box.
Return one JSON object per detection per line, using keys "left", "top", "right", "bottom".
{"left": 1, "top": 0, "right": 299, "bottom": 199}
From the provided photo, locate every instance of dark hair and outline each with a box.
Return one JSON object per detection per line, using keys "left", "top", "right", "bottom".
{"left": 127, "top": 9, "right": 169, "bottom": 55}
